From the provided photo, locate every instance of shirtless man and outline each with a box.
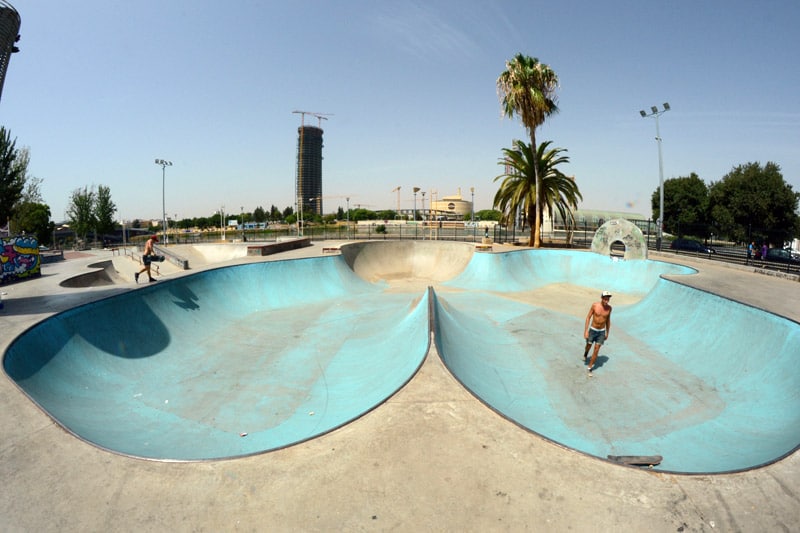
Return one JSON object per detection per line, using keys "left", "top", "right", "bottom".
{"left": 135, "top": 235, "right": 159, "bottom": 283}
{"left": 583, "top": 291, "right": 612, "bottom": 375}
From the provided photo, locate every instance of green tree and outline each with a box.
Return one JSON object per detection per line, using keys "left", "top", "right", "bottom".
{"left": 0, "top": 127, "right": 26, "bottom": 225}
{"left": 94, "top": 185, "right": 117, "bottom": 237}
{"left": 253, "top": 206, "right": 266, "bottom": 223}
{"left": 475, "top": 209, "right": 502, "bottom": 222}
{"left": 66, "top": 186, "right": 96, "bottom": 244}
{"left": 14, "top": 201, "right": 54, "bottom": 245}
{"left": 494, "top": 140, "right": 581, "bottom": 241}
{"left": 651, "top": 173, "right": 709, "bottom": 237}
{"left": 497, "top": 53, "right": 559, "bottom": 247}
{"left": 708, "top": 162, "right": 800, "bottom": 244}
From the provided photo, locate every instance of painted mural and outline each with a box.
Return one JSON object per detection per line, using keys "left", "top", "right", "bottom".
{"left": 1, "top": 236, "right": 41, "bottom": 284}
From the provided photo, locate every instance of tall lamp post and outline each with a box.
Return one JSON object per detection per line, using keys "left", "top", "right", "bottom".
{"left": 413, "top": 187, "right": 420, "bottom": 222}
{"left": 639, "top": 102, "right": 670, "bottom": 250}
{"left": 154, "top": 159, "right": 172, "bottom": 244}
{"left": 470, "top": 186, "right": 475, "bottom": 223}
{"left": 346, "top": 197, "right": 350, "bottom": 239}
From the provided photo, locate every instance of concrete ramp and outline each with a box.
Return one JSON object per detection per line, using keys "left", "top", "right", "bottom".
{"left": 169, "top": 243, "right": 250, "bottom": 267}
{"left": 58, "top": 260, "right": 122, "bottom": 287}
{"left": 339, "top": 240, "right": 475, "bottom": 283}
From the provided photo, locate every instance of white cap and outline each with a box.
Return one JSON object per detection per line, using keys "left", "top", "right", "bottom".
{"left": 601, "top": 291, "right": 612, "bottom": 298}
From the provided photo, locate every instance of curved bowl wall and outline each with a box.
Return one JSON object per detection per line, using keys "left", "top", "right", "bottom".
{"left": 4, "top": 256, "right": 431, "bottom": 460}
{"left": 435, "top": 250, "right": 800, "bottom": 473}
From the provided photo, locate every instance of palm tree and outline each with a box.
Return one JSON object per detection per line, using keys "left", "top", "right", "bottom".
{"left": 497, "top": 54, "right": 559, "bottom": 247}
{"left": 494, "top": 140, "right": 582, "bottom": 245}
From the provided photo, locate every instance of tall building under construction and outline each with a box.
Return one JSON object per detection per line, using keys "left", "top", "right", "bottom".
{"left": 296, "top": 125, "right": 324, "bottom": 217}
{"left": 0, "top": 0, "right": 20, "bottom": 103}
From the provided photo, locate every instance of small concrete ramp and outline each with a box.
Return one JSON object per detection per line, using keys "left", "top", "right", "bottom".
{"left": 339, "top": 240, "right": 475, "bottom": 283}
{"left": 58, "top": 260, "right": 122, "bottom": 287}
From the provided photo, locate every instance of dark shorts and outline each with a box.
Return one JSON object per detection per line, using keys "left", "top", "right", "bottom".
{"left": 587, "top": 327, "right": 606, "bottom": 345}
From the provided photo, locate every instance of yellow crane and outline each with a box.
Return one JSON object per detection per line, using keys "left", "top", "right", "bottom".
{"left": 392, "top": 186, "right": 401, "bottom": 212}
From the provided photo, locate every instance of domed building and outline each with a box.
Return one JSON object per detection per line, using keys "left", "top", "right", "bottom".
{"left": 430, "top": 188, "right": 474, "bottom": 220}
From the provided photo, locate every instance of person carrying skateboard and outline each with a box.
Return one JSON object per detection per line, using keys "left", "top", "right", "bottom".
{"left": 583, "top": 291, "right": 612, "bottom": 376}
{"left": 135, "top": 235, "right": 159, "bottom": 283}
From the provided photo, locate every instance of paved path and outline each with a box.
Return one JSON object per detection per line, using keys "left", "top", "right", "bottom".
{"left": 1, "top": 245, "right": 798, "bottom": 532}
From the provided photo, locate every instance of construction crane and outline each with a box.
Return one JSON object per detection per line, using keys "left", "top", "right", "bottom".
{"left": 392, "top": 186, "right": 401, "bottom": 212}
{"left": 292, "top": 110, "right": 334, "bottom": 128}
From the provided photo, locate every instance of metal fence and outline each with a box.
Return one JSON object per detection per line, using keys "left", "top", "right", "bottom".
{"left": 131, "top": 219, "right": 800, "bottom": 277}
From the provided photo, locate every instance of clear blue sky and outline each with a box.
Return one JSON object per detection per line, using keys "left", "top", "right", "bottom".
{"left": 2, "top": 0, "right": 799, "bottom": 223}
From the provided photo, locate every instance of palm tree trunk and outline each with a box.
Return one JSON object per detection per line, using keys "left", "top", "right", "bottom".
{"left": 531, "top": 132, "right": 541, "bottom": 248}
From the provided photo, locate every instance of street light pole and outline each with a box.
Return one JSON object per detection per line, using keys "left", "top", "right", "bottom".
{"left": 470, "top": 186, "right": 475, "bottom": 223}
{"left": 639, "top": 103, "right": 670, "bottom": 250}
{"left": 154, "top": 159, "right": 172, "bottom": 244}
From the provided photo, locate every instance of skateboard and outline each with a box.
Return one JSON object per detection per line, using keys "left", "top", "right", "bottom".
{"left": 143, "top": 255, "right": 165, "bottom": 265}
{"left": 607, "top": 455, "right": 662, "bottom": 466}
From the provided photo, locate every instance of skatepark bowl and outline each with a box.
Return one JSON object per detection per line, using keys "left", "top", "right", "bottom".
{"left": 4, "top": 241, "right": 800, "bottom": 473}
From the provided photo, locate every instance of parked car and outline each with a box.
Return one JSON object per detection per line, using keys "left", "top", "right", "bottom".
{"left": 669, "top": 238, "right": 716, "bottom": 254}
{"left": 765, "top": 248, "right": 800, "bottom": 264}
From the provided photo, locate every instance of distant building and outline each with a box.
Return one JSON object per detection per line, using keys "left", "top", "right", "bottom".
{"left": 0, "top": 1, "right": 20, "bottom": 103}
{"left": 430, "top": 188, "right": 474, "bottom": 220}
{"left": 296, "top": 125, "right": 324, "bottom": 217}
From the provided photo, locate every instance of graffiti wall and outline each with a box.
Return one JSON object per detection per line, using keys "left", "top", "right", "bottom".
{"left": 1, "top": 236, "right": 41, "bottom": 284}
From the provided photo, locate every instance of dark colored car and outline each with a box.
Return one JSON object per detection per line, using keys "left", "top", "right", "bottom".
{"left": 765, "top": 248, "right": 800, "bottom": 264}
{"left": 669, "top": 238, "right": 716, "bottom": 254}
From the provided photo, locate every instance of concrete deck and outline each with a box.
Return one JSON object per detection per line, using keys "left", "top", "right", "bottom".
{"left": 1, "top": 242, "right": 799, "bottom": 531}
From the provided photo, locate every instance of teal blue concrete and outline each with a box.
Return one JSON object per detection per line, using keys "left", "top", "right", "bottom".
{"left": 435, "top": 250, "right": 800, "bottom": 473}
{"left": 5, "top": 248, "right": 800, "bottom": 472}
{"left": 445, "top": 248, "right": 694, "bottom": 294}
{"left": 4, "top": 256, "right": 430, "bottom": 460}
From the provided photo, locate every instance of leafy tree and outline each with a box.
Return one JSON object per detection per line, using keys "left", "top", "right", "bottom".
{"left": 497, "top": 53, "right": 559, "bottom": 247}
{"left": 708, "top": 162, "right": 799, "bottom": 244}
{"left": 66, "top": 186, "right": 96, "bottom": 243}
{"left": 475, "top": 209, "right": 502, "bottom": 221}
{"left": 337, "top": 206, "right": 345, "bottom": 220}
{"left": 652, "top": 173, "right": 709, "bottom": 237}
{"left": 282, "top": 206, "right": 294, "bottom": 220}
{"left": 253, "top": 206, "right": 266, "bottom": 222}
{"left": 494, "top": 140, "right": 581, "bottom": 240}
{"left": 350, "top": 208, "right": 373, "bottom": 222}
{"left": 11, "top": 171, "right": 53, "bottom": 240}
{"left": 0, "top": 127, "right": 26, "bottom": 224}
{"left": 94, "top": 185, "right": 117, "bottom": 236}
{"left": 14, "top": 201, "right": 53, "bottom": 244}
{"left": 376, "top": 210, "right": 396, "bottom": 220}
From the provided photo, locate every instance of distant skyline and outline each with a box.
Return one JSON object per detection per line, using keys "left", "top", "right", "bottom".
{"left": 2, "top": 1, "right": 799, "bottom": 223}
